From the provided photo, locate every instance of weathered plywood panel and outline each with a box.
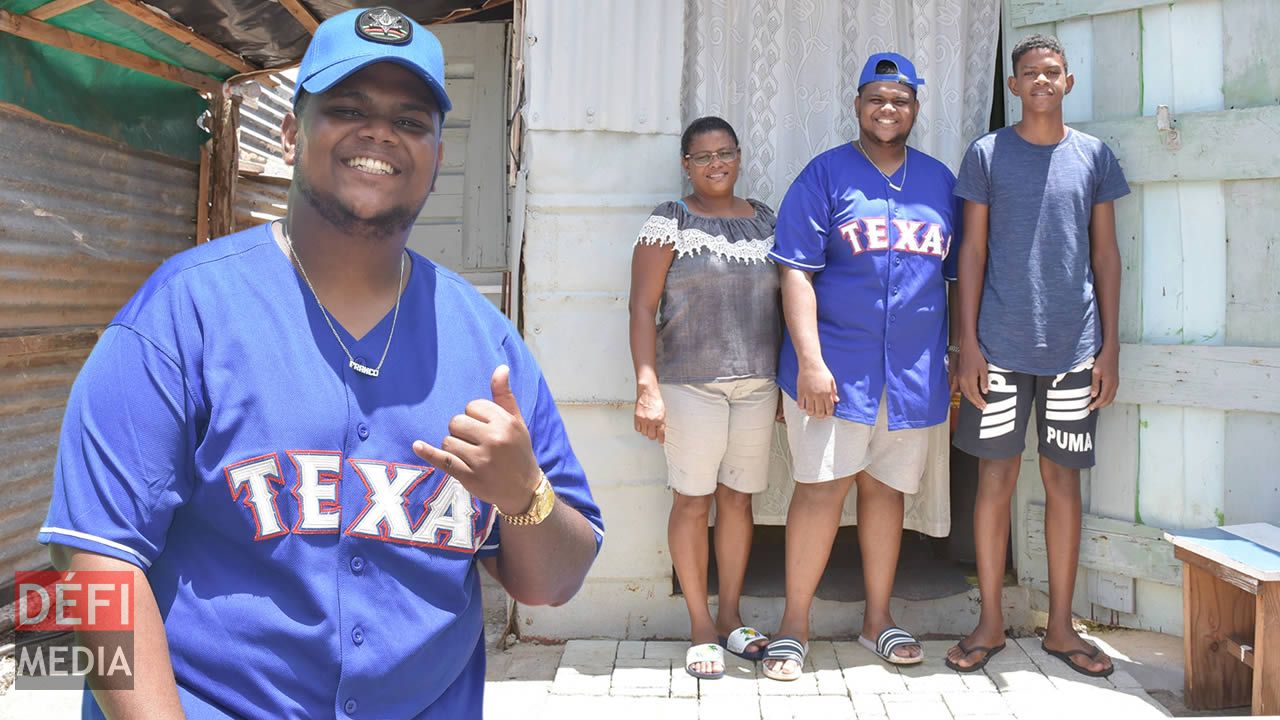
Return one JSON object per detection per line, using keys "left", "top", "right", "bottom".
{"left": 1170, "top": 0, "right": 1226, "bottom": 113}
{"left": 1141, "top": 3, "right": 1174, "bottom": 115}
{"left": 1114, "top": 188, "right": 1143, "bottom": 343}
{"left": 1074, "top": 106, "right": 1280, "bottom": 183}
{"left": 1091, "top": 10, "right": 1142, "bottom": 121}
{"left": 1139, "top": 405, "right": 1186, "bottom": 528}
{"left": 1025, "top": 503, "right": 1182, "bottom": 585}
{"left": 1141, "top": 183, "right": 1183, "bottom": 342}
{"left": 1089, "top": 402, "right": 1140, "bottom": 614}
{"left": 1010, "top": 0, "right": 1170, "bottom": 27}
{"left": 1117, "top": 343, "right": 1280, "bottom": 412}
{"left": 1224, "top": 411, "right": 1280, "bottom": 524}
{"left": 1223, "top": 0, "right": 1280, "bottom": 108}
{"left": 1057, "top": 17, "right": 1094, "bottom": 123}
{"left": 1181, "top": 407, "right": 1226, "bottom": 525}
{"left": 1092, "top": 403, "right": 1140, "bottom": 514}
{"left": 1177, "top": 180, "right": 1227, "bottom": 529}
{"left": 1225, "top": 179, "right": 1280, "bottom": 347}
{"left": 1178, "top": 182, "right": 1227, "bottom": 346}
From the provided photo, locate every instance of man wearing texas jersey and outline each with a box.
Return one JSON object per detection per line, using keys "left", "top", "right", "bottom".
{"left": 39, "top": 7, "right": 602, "bottom": 719}
{"left": 761, "top": 53, "right": 960, "bottom": 680}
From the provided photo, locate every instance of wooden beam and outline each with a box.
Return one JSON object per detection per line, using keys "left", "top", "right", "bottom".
{"left": 1009, "top": 0, "right": 1171, "bottom": 27}
{"left": 27, "top": 0, "right": 94, "bottom": 21}
{"left": 0, "top": 9, "right": 221, "bottom": 93}
{"left": 1025, "top": 503, "right": 1183, "bottom": 586}
{"left": 1116, "top": 343, "right": 1280, "bottom": 413}
{"left": 276, "top": 0, "right": 319, "bottom": 34}
{"left": 100, "top": 0, "right": 254, "bottom": 73}
{"left": 1222, "top": 635, "right": 1255, "bottom": 669}
{"left": 431, "top": 0, "right": 513, "bottom": 25}
{"left": 196, "top": 143, "right": 211, "bottom": 243}
{"left": 1074, "top": 105, "right": 1280, "bottom": 184}
{"left": 207, "top": 94, "right": 239, "bottom": 238}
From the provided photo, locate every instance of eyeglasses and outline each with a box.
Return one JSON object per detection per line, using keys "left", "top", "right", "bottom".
{"left": 685, "top": 148, "right": 740, "bottom": 166}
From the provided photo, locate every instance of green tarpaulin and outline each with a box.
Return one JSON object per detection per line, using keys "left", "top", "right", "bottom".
{"left": 0, "top": 0, "right": 240, "bottom": 160}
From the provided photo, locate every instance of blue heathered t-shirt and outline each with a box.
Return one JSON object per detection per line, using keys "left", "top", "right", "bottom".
{"left": 954, "top": 126, "right": 1130, "bottom": 375}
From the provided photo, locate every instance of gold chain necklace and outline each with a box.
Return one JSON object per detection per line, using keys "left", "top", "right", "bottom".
{"left": 858, "top": 138, "right": 908, "bottom": 192}
{"left": 281, "top": 223, "right": 405, "bottom": 378}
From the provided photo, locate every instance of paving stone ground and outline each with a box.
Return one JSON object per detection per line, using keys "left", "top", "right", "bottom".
{"left": 483, "top": 637, "right": 1178, "bottom": 720}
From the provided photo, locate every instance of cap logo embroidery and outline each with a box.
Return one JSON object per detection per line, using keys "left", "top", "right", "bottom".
{"left": 356, "top": 7, "right": 412, "bottom": 45}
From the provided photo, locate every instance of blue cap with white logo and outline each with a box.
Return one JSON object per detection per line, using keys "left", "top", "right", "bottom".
{"left": 858, "top": 52, "right": 925, "bottom": 92}
{"left": 295, "top": 6, "right": 452, "bottom": 114}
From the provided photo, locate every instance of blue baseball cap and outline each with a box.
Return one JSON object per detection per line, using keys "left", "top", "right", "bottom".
{"left": 858, "top": 52, "right": 925, "bottom": 92}
{"left": 295, "top": 6, "right": 452, "bottom": 114}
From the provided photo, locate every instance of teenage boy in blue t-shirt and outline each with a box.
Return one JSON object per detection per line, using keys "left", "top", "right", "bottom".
{"left": 947, "top": 34, "right": 1129, "bottom": 678}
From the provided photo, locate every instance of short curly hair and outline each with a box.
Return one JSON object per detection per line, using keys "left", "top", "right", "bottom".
{"left": 1011, "top": 34, "right": 1068, "bottom": 73}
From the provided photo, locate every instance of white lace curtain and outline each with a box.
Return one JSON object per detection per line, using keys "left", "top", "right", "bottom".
{"left": 683, "top": 0, "right": 1000, "bottom": 534}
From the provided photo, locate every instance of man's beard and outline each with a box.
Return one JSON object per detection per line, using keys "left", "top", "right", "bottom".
{"left": 293, "top": 153, "right": 424, "bottom": 239}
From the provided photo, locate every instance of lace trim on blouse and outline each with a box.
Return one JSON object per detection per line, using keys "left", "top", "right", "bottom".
{"left": 634, "top": 214, "right": 774, "bottom": 264}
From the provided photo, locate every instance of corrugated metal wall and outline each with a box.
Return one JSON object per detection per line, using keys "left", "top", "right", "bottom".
{"left": 234, "top": 173, "right": 289, "bottom": 231}
{"left": 0, "top": 106, "right": 197, "bottom": 577}
{"left": 517, "top": 0, "right": 688, "bottom": 639}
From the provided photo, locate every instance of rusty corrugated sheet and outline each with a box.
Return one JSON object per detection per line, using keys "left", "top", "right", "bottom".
{"left": 0, "top": 106, "right": 197, "bottom": 576}
{"left": 0, "top": 107, "right": 198, "bottom": 331}
{"left": 0, "top": 331, "right": 96, "bottom": 577}
{"left": 234, "top": 173, "right": 289, "bottom": 232}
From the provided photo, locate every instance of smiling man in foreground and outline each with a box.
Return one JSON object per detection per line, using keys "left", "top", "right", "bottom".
{"left": 38, "top": 7, "right": 603, "bottom": 718}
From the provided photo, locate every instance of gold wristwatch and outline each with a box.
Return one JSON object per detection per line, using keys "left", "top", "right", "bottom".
{"left": 499, "top": 472, "right": 555, "bottom": 526}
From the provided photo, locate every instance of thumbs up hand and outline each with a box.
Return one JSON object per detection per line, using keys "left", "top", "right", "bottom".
{"left": 413, "top": 365, "right": 542, "bottom": 515}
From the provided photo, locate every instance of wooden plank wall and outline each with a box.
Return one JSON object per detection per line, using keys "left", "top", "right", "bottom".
{"left": 1003, "top": 0, "right": 1280, "bottom": 633}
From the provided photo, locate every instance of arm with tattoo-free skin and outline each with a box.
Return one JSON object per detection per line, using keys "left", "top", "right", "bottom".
{"left": 627, "top": 243, "right": 676, "bottom": 443}
{"left": 50, "top": 546, "right": 185, "bottom": 720}
{"left": 955, "top": 200, "right": 991, "bottom": 410}
{"left": 413, "top": 366, "right": 597, "bottom": 607}
{"left": 779, "top": 266, "right": 838, "bottom": 418}
{"left": 1088, "top": 201, "right": 1122, "bottom": 410}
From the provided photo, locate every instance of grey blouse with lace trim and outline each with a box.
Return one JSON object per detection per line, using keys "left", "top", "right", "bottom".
{"left": 635, "top": 198, "right": 781, "bottom": 384}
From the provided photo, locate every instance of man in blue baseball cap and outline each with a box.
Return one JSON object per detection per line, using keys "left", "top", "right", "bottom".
{"left": 41, "top": 7, "right": 603, "bottom": 718}
{"left": 762, "top": 51, "right": 961, "bottom": 681}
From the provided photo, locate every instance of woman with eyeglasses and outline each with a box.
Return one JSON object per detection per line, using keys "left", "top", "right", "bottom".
{"left": 628, "top": 116, "right": 781, "bottom": 680}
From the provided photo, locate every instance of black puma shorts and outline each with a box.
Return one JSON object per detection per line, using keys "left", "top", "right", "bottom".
{"left": 952, "top": 359, "right": 1098, "bottom": 469}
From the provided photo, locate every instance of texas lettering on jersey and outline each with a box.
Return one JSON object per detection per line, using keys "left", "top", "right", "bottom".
{"left": 224, "top": 452, "right": 495, "bottom": 553}
{"left": 837, "top": 217, "right": 949, "bottom": 258}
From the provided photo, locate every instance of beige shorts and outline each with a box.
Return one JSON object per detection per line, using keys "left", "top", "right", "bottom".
{"left": 782, "top": 392, "right": 930, "bottom": 493}
{"left": 661, "top": 377, "right": 778, "bottom": 496}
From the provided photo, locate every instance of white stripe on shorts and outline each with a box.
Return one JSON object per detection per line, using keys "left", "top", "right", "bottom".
{"left": 982, "top": 395, "right": 1019, "bottom": 414}
{"left": 979, "top": 420, "right": 1017, "bottom": 439}
{"left": 980, "top": 407, "right": 1017, "bottom": 428}
{"left": 1045, "top": 385, "right": 1092, "bottom": 400}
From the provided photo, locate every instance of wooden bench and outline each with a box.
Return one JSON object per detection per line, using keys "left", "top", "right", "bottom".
{"left": 1165, "top": 524, "right": 1280, "bottom": 716}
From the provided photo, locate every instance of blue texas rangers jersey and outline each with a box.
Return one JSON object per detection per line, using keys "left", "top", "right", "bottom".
{"left": 769, "top": 143, "right": 961, "bottom": 430}
{"left": 40, "top": 224, "right": 603, "bottom": 720}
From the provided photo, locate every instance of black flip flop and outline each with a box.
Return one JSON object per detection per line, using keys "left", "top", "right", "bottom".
{"left": 1041, "top": 641, "right": 1115, "bottom": 678}
{"left": 944, "top": 640, "right": 1006, "bottom": 673}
